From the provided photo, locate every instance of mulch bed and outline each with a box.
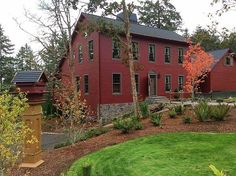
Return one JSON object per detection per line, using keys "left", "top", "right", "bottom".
{"left": 12, "top": 107, "right": 236, "bottom": 176}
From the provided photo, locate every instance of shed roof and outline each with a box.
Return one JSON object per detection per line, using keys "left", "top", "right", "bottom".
{"left": 12, "top": 71, "right": 47, "bottom": 83}
{"left": 208, "top": 48, "right": 230, "bottom": 68}
{"left": 80, "top": 13, "right": 186, "bottom": 43}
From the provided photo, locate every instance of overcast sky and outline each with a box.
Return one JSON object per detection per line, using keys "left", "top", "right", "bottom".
{"left": 0, "top": 0, "right": 235, "bottom": 54}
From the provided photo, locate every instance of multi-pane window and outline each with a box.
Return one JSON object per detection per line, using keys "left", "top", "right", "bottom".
{"left": 165, "top": 75, "right": 171, "bottom": 92}
{"left": 76, "top": 76, "right": 80, "bottom": 92}
{"left": 88, "top": 40, "right": 94, "bottom": 60}
{"left": 135, "top": 74, "right": 139, "bottom": 94}
{"left": 178, "top": 48, "right": 184, "bottom": 64}
{"left": 84, "top": 75, "right": 89, "bottom": 94}
{"left": 225, "top": 57, "right": 233, "bottom": 66}
{"left": 78, "top": 45, "right": 83, "bottom": 63}
{"left": 112, "top": 39, "right": 120, "bottom": 59}
{"left": 178, "top": 76, "right": 184, "bottom": 91}
{"left": 112, "top": 74, "right": 121, "bottom": 94}
{"left": 149, "top": 44, "right": 156, "bottom": 62}
{"left": 164, "top": 47, "right": 170, "bottom": 63}
{"left": 132, "top": 42, "right": 139, "bottom": 60}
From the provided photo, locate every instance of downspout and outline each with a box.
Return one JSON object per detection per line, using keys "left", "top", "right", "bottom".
{"left": 98, "top": 32, "right": 101, "bottom": 124}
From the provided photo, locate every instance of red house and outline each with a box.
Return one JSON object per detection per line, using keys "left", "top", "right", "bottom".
{"left": 59, "top": 13, "right": 189, "bottom": 121}
{"left": 200, "top": 48, "right": 236, "bottom": 94}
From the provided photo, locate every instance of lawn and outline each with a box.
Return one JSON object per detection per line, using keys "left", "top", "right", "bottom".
{"left": 67, "top": 133, "right": 236, "bottom": 176}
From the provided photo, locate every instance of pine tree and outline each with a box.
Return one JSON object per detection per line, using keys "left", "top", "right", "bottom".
{"left": 138, "top": 0, "right": 182, "bottom": 31}
{"left": 0, "top": 24, "right": 15, "bottom": 88}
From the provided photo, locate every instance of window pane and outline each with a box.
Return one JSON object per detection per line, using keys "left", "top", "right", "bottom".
{"left": 178, "top": 76, "right": 184, "bottom": 91}
{"left": 113, "top": 74, "right": 121, "bottom": 93}
{"left": 112, "top": 39, "right": 120, "bottom": 59}
{"left": 84, "top": 75, "right": 89, "bottom": 93}
{"left": 132, "top": 42, "right": 138, "bottom": 60}
{"left": 76, "top": 76, "right": 80, "bottom": 92}
{"left": 88, "top": 40, "right": 94, "bottom": 60}
{"left": 178, "top": 48, "right": 183, "bottom": 64}
{"left": 149, "top": 44, "right": 155, "bottom": 62}
{"left": 165, "top": 75, "right": 171, "bottom": 91}
{"left": 78, "top": 45, "right": 83, "bottom": 63}
{"left": 165, "top": 47, "right": 170, "bottom": 63}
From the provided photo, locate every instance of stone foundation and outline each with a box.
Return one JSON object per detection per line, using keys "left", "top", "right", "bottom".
{"left": 99, "top": 103, "right": 133, "bottom": 123}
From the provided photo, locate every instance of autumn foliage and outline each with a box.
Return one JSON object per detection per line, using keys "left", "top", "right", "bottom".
{"left": 183, "top": 42, "right": 214, "bottom": 95}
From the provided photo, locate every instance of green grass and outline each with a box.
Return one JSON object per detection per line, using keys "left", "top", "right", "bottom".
{"left": 67, "top": 133, "right": 236, "bottom": 176}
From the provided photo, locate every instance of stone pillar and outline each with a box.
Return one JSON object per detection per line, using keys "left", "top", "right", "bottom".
{"left": 19, "top": 100, "right": 44, "bottom": 168}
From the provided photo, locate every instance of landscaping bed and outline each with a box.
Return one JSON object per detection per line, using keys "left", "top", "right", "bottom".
{"left": 12, "top": 107, "right": 236, "bottom": 176}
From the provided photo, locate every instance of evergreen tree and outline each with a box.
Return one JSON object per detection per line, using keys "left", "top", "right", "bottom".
{"left": 191, "top": 26, "right": 221, "bottom": 51}
{"left": 15, "top": 43, "right": 38, "bottom": 71}
{"left": 138, "top": 0, "right": 182, "bottom": 31}
{"left": 0, "top": 24, "right": 15, "bottom": 88}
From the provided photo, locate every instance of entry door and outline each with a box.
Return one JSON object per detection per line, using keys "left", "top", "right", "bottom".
{"left": 149, "top": 74, "right": 157, "bottom": 96}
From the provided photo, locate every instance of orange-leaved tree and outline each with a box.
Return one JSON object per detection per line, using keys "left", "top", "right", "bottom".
{"left": 183, "top": 41, "right": 214, "bottom": 99}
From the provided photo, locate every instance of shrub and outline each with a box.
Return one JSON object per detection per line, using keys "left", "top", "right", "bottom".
{"left": 183, "top": 116, "right": 192, "bottom": 124}
{"left": 169, "top": 110, "right": 177, "bottom": 118}
{"left": 139, "top": 102, "right": 149, "bottom": 118}
{"left": 113, "top": 118, "right": 134, "bottom": 133}
{"left": 54, "top": 140, "right": 72, "bottom": 149}
{"left": 78, "top": 127, "right": 109, "bottom": 141}
{"left": 174, "top": 105, "right": 184, "bottom": 115}
{"left": 150, "top": 113, "right": 162, "bottom": 126}
{"left": 210, "top": 104, "right": 230, "bottom": 121}
{"left": 194, "top": 101, "right": 211, "bottom": 122}
{"left": 132, "top": 117, "right": 143, "bottom": 130}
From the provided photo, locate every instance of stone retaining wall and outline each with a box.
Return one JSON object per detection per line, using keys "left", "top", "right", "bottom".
{"left": 99, "top": 103, "right": 133, "bottom": 123}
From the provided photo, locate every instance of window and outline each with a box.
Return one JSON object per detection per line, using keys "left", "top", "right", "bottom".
{"left": 84, "top": 75, "right": 89, "bottom": 94}
{"left": 225, "top": 56, "right": 233, "bottom": 66}
{"left": 132, "top": 42, "right": 139, "bottom": 60}
{"left": 76, "top": 76, "right": 80, "bottom": 92}
{"left": 149, "top": 44, "right": 156, "bottom": 62}
{"left": 88, "top": 40, "right": 94, "bottom": 60}
{"left": 178, "top": 76, "right": 184, "bottom": 91}
{"left": 112, "top": 39, "right": 120, "bottom": 59}
{"left": 178, "top": 48, "right": 184, "bottom": 64}
{"left": 112, "top": 74, "right": 121, "bottom": 94}
{"left": 78, "top": 45, "right": 83, "bottom": 63}
{"left": 164, "top": 47, "right": 170, "bottom": 63}
{"left": 135, "top": 74, "right": 139, "bottom": 94}
{"left": 165, "top": 75, "right": 171, "bottom": 92}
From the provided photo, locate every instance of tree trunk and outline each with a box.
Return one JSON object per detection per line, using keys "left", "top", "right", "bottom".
{"left": 122, "top": 0, "right": 142, "bottom": 119}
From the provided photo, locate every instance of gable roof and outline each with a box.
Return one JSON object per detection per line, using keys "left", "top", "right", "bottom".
{"left": 208, "top": 48, "right": 230, "bottom": 68}
{"left": 12, "top": 71, "right": 47, "bottom": 83}
{"left": 79, "top": 13, "right": 186, "bottom": 43}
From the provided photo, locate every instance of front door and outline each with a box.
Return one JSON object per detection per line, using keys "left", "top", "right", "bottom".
{"left": 148, "top": 74, "right": 157, "bottom": 96}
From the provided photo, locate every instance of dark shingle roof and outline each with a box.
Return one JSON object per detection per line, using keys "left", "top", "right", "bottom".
{"left": 12, "top": 71, "right": 46, "bottom": 83}
{"left": 81, "top": 13, "right": 186, "bottom": 43}
{"left": 208, "top": 48, "right": 230, "bottom": 68}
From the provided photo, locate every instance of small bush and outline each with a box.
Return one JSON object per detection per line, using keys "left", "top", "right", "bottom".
{"left": 82, "top": 160, "right": 92, "bottom": 176}
{"left": 139, "top": 102, "right": 149, "bottom": 118}
{"left": 210, "top": 104, "right": 230, "bottom": 121}
{"left": 113, "top": 118, "right": 134, "bottom": 133}
{"left": 183, "top": 116, "right": 192, "bottom": 124}
{"left": 132, "top": 117, "right": 143, "bottom": 130}
{"left": 54, "top": 140, "right": 72, "bottom": 149}
{"left": 174, "top": 105, "right": 184, "bottom": 115}
{"left": 150, "top": 113, "right": 162, "bottom": 126}
{"left": 194, "top": 101, "right": 211, "bottom": 122}
{"left": 79, "top": 127, "right": 109, "bottom": 141}
{"left": 169, "top": 110, "right": 177, "bottom": 118}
